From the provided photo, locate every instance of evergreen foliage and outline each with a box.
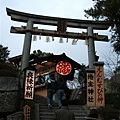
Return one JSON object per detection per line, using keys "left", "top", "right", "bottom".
{"left": 33, "top": 49, "right": 53, "bottom": 57}
{"left": 84, "top": 0, "right": 120, "bottom": 53}
{"left": 0, "top": 44, "right": 10, "bottom": 62}
{"left": 0, "top": 44, "right": 19, "bottom": 77}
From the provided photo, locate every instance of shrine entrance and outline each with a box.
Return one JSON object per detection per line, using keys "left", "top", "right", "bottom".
{"left": 7, "top": 8, "right": 111, "bottom": 110}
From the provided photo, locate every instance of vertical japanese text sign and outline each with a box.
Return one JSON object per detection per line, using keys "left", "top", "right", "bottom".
{"left": 94, "top": 62, "right": 105, "bottom": 106}
{"left": 24, "top": 67, "right": 36, "bottom": 100}
{"left": 86, "top": 69, "right": 95, "bottom": 107}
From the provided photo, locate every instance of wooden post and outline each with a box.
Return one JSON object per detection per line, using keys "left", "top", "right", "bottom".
{"left": 87, "top": 27, "right": 96, "bottom": 69}
{"left": 21, "top": 20, "right": 33, "bottom": 71}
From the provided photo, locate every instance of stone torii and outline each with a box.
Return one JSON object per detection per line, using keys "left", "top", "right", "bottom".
{"left": 6, "top": 8, "right": 111, "bottom": 71}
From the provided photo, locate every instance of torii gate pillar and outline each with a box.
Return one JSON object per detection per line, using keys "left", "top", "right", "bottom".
{"left": 87, "top": 27, "right": 95, "bottom": 68}
{"left": 21, "top": 20, "right": 33, "bottom": 71}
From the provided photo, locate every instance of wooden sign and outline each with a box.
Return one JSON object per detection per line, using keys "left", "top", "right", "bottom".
{"left": 94, "top": 63, "right": 105, "bottom": 106}
{"left": 23, "top": 105, "right": 31, "bottom": 120}
{"left": 86, "top": 69, "right": 95, "bottom": 107}
{"left": 24, "top": 70, "right": 35, "bottom": 100}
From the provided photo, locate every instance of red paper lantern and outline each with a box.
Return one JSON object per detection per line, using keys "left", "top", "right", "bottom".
{"left": 56, "top": 61, "right": 72, "bottom": 75}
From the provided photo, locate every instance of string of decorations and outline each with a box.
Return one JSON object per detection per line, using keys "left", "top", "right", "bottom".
{"left": 12, "top": 26, "right": 108, "bottom": 45}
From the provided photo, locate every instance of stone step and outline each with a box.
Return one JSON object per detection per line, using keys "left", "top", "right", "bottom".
{"left": 35, "top": 95, "right": 89, "bottom": 120}
{"left": 75, "top": 117, "right": 89, "bottom": 120}
{"left": 39, "top": 106, "right": 88, "bottom": 120}
{"left": 39, "top": 116, "right": 53, "bottom": 120}
{"left": 39, "top": 104, "right": 84, "bottom": 110}
{"left": 39, "top": 112, "right": 87, "bottom": 117}
{"left": 39, "top": 109, "right": 87, "bottom": 114}
{"left": 40, "top": 108, "right": 87, "bottom": 113}
{"left": 39, "top": 116, "right": 87, "bottom": 120}
{"left": 39, "top": 105, "right": 87, "bottom": 111}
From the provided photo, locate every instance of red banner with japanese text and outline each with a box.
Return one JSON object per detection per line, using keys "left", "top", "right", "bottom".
{"left": 95, "top": 65, "right": 105, "bottom": 106}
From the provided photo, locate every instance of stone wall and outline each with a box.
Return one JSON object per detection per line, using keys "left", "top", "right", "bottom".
{"left": 7, "top": 111, "right": 23, "bottom": 120}
{"left": 0, "top": 77, "right": 23, "bottom": 119}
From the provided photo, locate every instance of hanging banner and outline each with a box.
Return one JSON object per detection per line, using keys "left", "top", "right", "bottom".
{"left": 94, "top": 62, "right": 105, "bottom": 106}
{"left": 24, "top": 70, "right": 35, "bottom": 100}
{"left": 86, "top": 69, "right": 95, "bottom": 107}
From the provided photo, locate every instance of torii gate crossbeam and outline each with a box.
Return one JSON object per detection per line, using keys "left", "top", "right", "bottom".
{"left": 6, "top": 7, "right": 111, "bottom": 30}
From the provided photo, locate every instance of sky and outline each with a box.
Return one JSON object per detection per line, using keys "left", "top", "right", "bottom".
{"left": 0, "top": 0, "right": 112, "bottom": 66}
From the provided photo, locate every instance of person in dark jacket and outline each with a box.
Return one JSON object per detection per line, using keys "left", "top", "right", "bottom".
{"left": 56, "top": 76, "right": 66, "bottom": 108}
{"left": 53, "top": 99, "right": 75, "bottom": 120}
{"left": 46, "top": 72, "right": 56, "bottom": 108}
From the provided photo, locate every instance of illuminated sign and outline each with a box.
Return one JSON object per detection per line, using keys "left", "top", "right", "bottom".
{"left": 56, "top": 61, "right": 72, "bottom": 75}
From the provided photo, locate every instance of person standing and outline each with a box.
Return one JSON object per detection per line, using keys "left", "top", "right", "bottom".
{"left": 46, "top": 72, "right": 56, "bottom": 109}
{"left": 53, "top": 99, "right": 75, "bottom": 120}
{"left": 56, "top": 76, "right": 66, "bottom": 109}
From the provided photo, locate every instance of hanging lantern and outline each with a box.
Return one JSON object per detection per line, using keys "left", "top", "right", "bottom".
{"left": 66, "top": 37, "right": 68, "bottom": 43}
{"left": 85, "top": 38, "right": 89, "bottom": 45}
{"left": 52, "top": 36, "right": 54, "bottom": 41}
{"left": 46, "top": 36, "right": 50, "bottom": 42}
{"left": 33, "top": 35, "right": 37, "bottom": 41}
{"left": 39, "top": 33, "right": 41, "bottom": 40}
{"left": 56, "top": 61, "right": 72, "bottom": 75}
{"left": 72, "top": 38, "right": 77, "bottom": 45}
{"left": 59, "top": 37, "right": 63, "bottom": 43}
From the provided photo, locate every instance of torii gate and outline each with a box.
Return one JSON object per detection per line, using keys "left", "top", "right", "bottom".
{"left": 6, "top": 8, "right": 111, "bottom": 71}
